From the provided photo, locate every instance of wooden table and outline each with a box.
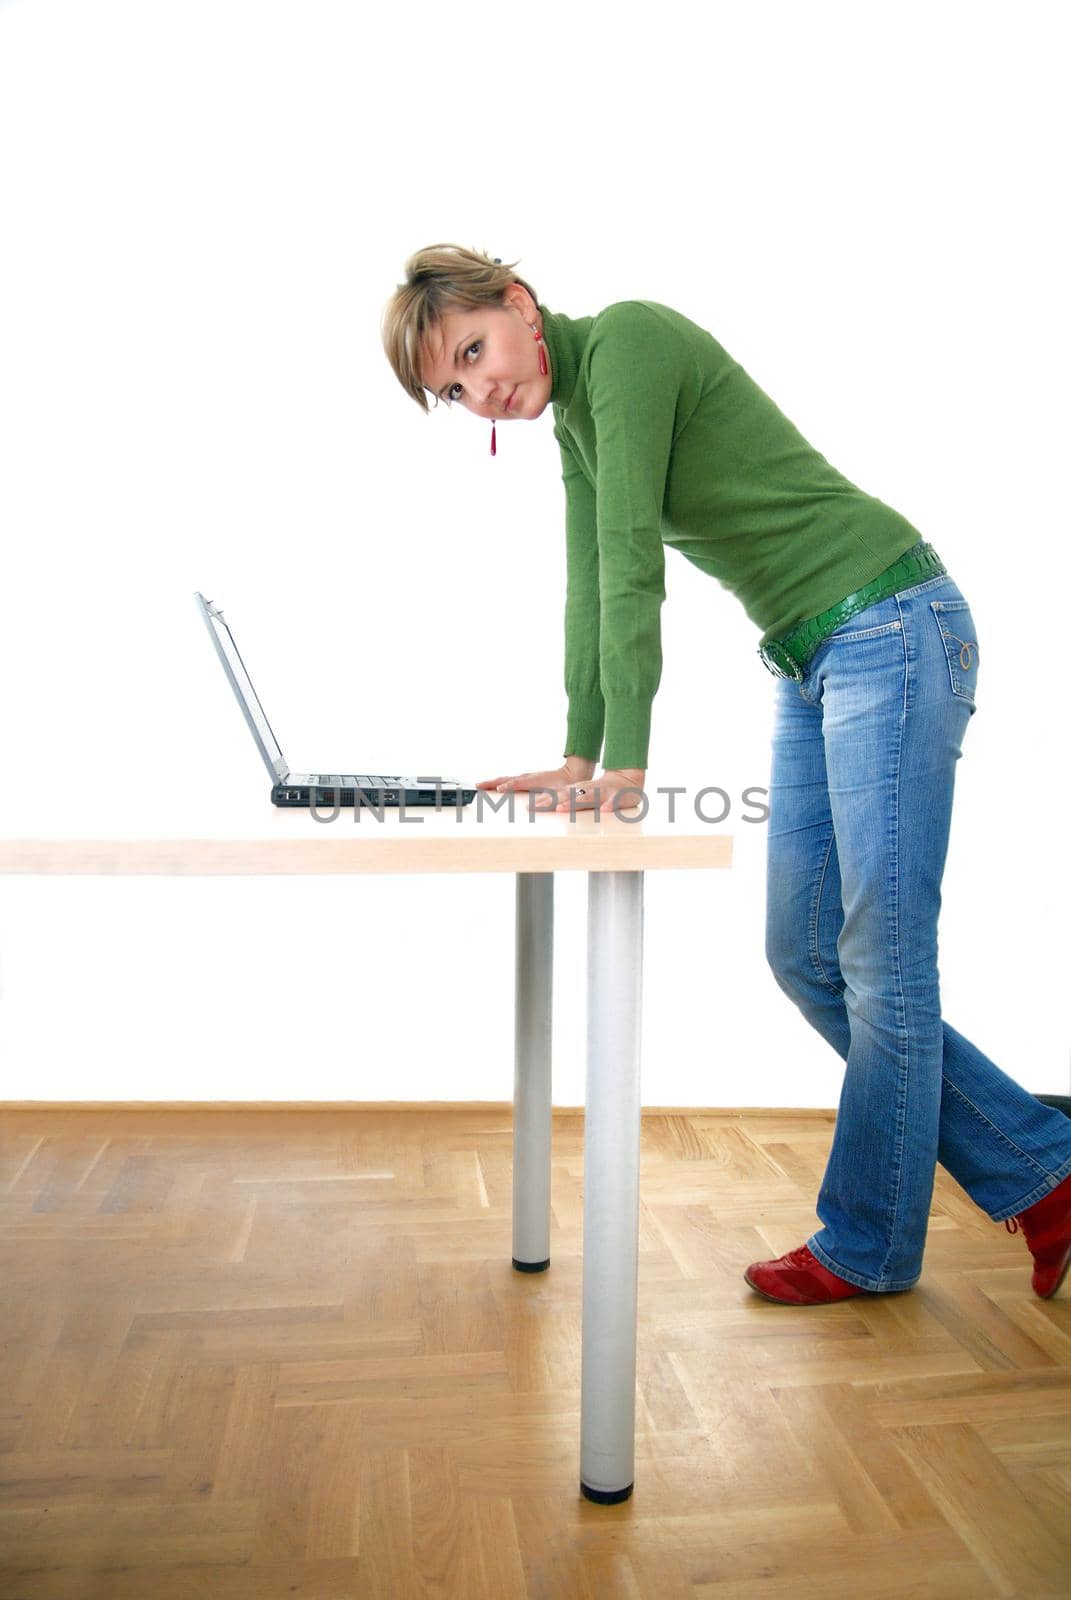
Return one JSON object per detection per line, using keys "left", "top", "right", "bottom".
{"left": 0, "top": 795, "right": 732, "bottom": 1502}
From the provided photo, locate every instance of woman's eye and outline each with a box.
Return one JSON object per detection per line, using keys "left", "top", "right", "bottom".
{"left": 449, "top": 341, "right": 481, "bottom": 400}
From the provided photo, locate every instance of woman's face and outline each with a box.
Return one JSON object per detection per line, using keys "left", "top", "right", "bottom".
{"left": 419, "top": 285, "right": 553, "bottom": 422}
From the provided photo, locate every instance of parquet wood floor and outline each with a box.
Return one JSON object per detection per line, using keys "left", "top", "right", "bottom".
{"left": 1, "top": 1107, "right": 1068, "bottom": 1599}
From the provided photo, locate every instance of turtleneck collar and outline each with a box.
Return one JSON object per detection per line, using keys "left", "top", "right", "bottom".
{"left": 538, "top": 304, "right": 593, "bottom": 412}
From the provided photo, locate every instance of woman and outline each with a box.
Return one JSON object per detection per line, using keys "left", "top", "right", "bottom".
{"left": 381, "top": 243, "right": 1071, "bottom": 1305}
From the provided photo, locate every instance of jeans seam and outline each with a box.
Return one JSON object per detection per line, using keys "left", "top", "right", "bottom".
{"left": 808, "top": 829, "right": 844, "bottom": 994}
{"left": 876, "top": 607, "right": 911, "bottom": 1283}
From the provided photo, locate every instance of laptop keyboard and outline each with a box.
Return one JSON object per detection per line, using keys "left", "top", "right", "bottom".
{"left": 316, "top": 775, "right": 396, "bottom": 788}
{"left": 316, "top": 775, "right": 440, "bottom": 788}
{"left": 285, "top": 776, "right": 452, "bottom": 790}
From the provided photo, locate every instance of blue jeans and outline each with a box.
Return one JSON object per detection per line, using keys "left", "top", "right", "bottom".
{"left": 765, "top": 565, "right": 1071, "bottom": 1291}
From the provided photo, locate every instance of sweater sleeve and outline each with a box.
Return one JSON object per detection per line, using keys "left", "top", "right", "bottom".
{"left": 587, "top": 303, "right": 675, "bottom": 770}
{"left": 554, "top": 423, "right": 605, "bottom": 762}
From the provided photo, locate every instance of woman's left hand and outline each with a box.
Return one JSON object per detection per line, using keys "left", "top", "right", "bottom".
{"left": 532, "top": 768, "right": 647, "bottom": 813}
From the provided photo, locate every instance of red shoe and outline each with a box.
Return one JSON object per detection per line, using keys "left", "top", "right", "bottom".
{"left": 744, "top": 1243, "right": 869, "bottom": 1305}
{"left": 1004, "top": 1170, "right": 1071, "bottom": 1299}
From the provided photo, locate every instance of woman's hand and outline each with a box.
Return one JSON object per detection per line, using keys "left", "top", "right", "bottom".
{"left": 476, "top": 755, "right": 596, "bottom": 806}
{"left": 475, "top": 758, "right": 646, "bottom": 813}
{"left": 549, "top": 768, "right": 646, "bottom": 813}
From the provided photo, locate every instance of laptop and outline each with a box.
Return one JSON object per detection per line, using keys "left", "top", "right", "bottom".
{"left": 194, "top": 592, "right": 476, "bottom": 808}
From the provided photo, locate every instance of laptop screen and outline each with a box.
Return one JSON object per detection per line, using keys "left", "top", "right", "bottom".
{"left": 194, "top": 592, "right": 288, "bottom": 781}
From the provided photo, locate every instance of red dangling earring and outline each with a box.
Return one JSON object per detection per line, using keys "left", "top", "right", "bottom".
{"left": 491, "top": 324, "right": 547, "bottom": 455}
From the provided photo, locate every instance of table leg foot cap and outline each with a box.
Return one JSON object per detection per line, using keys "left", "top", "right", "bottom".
{"left": 581, "top": 1480, "right": 633, "bottom": 1504}
{"left": 512, "top": 1257, "right": 550, "bottom": 1273}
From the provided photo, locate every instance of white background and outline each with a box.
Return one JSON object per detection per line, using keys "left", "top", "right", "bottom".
{"left": 0, "top": 0, "right": 1067, "bottom": 1105}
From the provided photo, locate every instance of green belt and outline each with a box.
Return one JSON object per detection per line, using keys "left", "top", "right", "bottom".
{"left": 758, "top": 541, "right": 947, "bottom": 682}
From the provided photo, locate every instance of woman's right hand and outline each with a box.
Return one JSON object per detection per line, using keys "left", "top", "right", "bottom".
{"left": 475, "top": 756, "right": 597, "bottom": 806}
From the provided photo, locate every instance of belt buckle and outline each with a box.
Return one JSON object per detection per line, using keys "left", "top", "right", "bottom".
{"left": 759, "top": 641, "right": 804, "bottom": 682}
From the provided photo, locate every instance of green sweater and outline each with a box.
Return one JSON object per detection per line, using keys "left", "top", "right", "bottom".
{"left": 542, "top": 300, "right": 925, "bottom": 770}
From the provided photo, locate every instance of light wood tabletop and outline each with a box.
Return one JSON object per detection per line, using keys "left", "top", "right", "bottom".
{"left": 0, "top": 793, "right": 734, "bottom": 875}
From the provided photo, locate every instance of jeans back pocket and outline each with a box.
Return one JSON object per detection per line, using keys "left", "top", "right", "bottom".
{"left": 931, "top": 598, "right": 979, "bottom": 707}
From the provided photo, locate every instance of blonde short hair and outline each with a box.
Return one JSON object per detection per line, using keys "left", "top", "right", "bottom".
{"left": 381, "top": 243, "right": 540, "bottom": 413}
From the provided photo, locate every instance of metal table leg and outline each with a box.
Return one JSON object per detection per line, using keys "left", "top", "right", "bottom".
{"left": 512, "top": 872, "right": 553, "bottom": 1273}
{"left": 580, "top": 869, "right": 644, "bottom": 1504}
